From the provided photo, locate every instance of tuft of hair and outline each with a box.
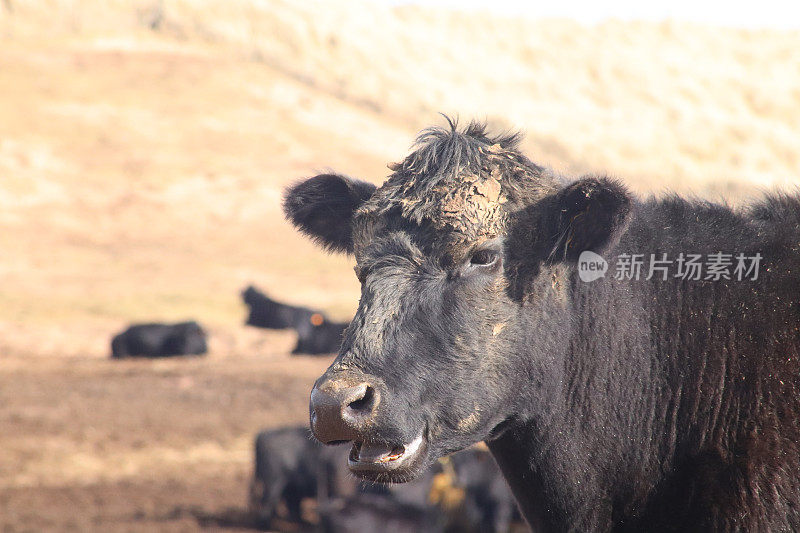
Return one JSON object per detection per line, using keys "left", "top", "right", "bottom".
{"left": 389, "top": 115, "right": 523, "bottom": 194}
{"left": 749, "top": 190, "right": 800, "bottom": 225}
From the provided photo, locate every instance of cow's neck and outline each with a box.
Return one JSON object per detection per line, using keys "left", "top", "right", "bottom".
{"left": 487, "top": 264, "right": 661, "bottom": 531}
{"left": 486, "top": 421, "right": 564, "bottom": 532}
{"left": 486, "top": 415, "right": 614, "bottom": 532}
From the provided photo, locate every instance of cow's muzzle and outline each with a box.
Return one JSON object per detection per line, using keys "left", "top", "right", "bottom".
{"left": 310, "top": 373, "right": 428, "bottom": 480}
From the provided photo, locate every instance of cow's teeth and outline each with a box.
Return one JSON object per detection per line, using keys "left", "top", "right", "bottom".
{"left": 350, "top": 434, "right": 424, "bottom": 464}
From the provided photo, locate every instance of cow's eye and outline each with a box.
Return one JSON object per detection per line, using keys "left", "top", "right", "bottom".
{"left": 470, "top": 249, "right": 499, "bottom": 266}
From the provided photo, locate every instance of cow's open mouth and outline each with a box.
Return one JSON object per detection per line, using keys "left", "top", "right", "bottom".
{"left": 347, "top": 434, "right": 426, "bottom": 479}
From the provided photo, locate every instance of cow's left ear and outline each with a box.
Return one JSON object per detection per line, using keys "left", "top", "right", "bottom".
{"left": 543, "top": 176, "right": 632, "bottom": 263}
{"left": 283, "top": 173, "right": 377, "bottom": 254}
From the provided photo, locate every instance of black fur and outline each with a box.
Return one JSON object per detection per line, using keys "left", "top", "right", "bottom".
{"left": 283, "top": 173, "right": 376, "bottom": 253}
{"left": 392, "top": 116, "right": 523, "bottom": 188}
{"left": 546, "top": 176, "right": 632, "bottom": 262}
{"left": 285, "top": 118, "right": 800, "bottom": 531}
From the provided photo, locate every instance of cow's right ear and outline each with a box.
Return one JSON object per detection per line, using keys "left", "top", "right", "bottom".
{"left": 283, "top": 173, "right": 376, "bottom": 254}
{"left": 541, "top": 176, "right": 632, "bottom": 263}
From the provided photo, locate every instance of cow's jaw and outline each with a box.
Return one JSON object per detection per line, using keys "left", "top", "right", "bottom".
{"left": 347, "top": 432, "right": 427, "bottom": 481}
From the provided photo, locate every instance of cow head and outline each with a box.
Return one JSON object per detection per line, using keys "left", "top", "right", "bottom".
{"left": 284, "top": 120, "right": 632, "bottom": 482}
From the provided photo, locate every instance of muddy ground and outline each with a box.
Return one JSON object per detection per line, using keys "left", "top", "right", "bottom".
{"left": 0, "top": 334, "right": 331, "bottom": 532}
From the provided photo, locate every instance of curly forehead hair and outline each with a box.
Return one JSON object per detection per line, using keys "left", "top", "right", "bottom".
{"left": 392, "top": 116, "right": 523, "bottom": 186}
{"left": 355, "top": 117, "right": 553, "bottom": 243}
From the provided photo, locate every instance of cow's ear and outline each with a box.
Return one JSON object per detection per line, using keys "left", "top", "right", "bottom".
{"left": 283, "top": 173, "right": 376, "bottom": 254}
{"left": 543, "top": 176, "right": 632, "bottom": 263}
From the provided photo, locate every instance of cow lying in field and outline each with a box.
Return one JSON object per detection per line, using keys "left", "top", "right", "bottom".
{"left": 242, "top": 285, "right": 347, "bottom": 354}
{"left": 284, "top": 119, "right": 800, "bottom": 531}
{"left": 243, "top": 285, "right": 316, "bottom": 330}
{"left": 110, "top": 321, "right": 207, "bottom": 358}
{"left": 249, "top": 426, "right": 519, "bottom": 532}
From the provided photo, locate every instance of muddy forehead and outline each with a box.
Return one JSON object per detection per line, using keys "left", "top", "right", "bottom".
{"left": 409, "top": 172, "right": 507, "bottom": 235}
{"left": 386, "top": 174, "right": 505, "bottom": 231}
{"left": 357, "top": 141, "right": 520, "bottom": 235}
{"left": 354, "top": 120, "right": 557, "bottom": 254}
{"left": 353, "top": 175, "right": 510, "bottom": 266}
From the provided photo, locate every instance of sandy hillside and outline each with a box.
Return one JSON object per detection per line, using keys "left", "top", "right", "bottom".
{"left": 0, "top": 1, "right": 799, "bottom": 530}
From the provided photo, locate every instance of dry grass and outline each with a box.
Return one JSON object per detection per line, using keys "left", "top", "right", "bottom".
{"left": 3, "top": 0, "right": 799, "bottom": 333}
{"left": 1, "top": 1, "right": 798, "bottom": 530}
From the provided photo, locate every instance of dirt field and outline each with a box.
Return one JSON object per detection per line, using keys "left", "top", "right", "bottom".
{"left": 1, "top": 1, "right": 798, "bottom": 531}
{"left": 0, "top": 336, "right": 332, "bottom": 531}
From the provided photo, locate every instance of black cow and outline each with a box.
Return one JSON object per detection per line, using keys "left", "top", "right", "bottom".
{"left": 250, "top": 427, "right": 341, "bottom": 528}
{"left": 110, "top": 321, "right": 207, "bottom": 358}
{"left": 242, "top": 285, "right": 316, "bottom": 329}
{"left": 294, "top": 319, "right": 349, "bottom": 356}
{"left": 448, "top": 450, "right": 520, "bottom": 533}
{"left": 285, "top": 119, "right": 800, "bottom": 531}
{"left": 242, "top": 286, "right": 347, "bottom": 355}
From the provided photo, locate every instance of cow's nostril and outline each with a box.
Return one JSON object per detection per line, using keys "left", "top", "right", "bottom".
{"left": 347, "top": 385, "right": 375, "bottom": 413}
{"left": 342, "top": 384, "right": 378, "bottom": 424}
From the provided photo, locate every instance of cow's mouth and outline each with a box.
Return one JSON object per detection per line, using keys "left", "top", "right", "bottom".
{"left": 347, "top": 433, "right": 427, "bottom": 480}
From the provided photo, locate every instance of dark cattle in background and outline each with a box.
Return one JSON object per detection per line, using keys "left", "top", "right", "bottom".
{"left": 249, "top": 426, "right": 388, "bottom": 528}
{"left": 318, "top": 494, "right": 444, "bottom": 533}
{"left": 293, "top": 318, "right": 348, "bottom": 355}
{"left": 285, "top": 119, "right": 800, "bottom": 531}
{"left": 110, "top": 321, "right": 207, "bottom": 358}
{"left": 249, "top": 426, "right": 436, "bottom": 528}
{"left": 250, "top": 427, "right": 518, "bottom": 532}
{"left": 242, "top": 285, "right": 316, "bottom": 329}
{"left": 242, "top": 286, "right": 347, "bottom": 355}
{"left": 448, "top": 450, "right": 520, "bottom": 533}
{"left": 249, "top": 427, "right": 334, "bottom": 528}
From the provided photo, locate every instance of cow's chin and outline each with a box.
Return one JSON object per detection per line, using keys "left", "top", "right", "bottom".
{"left": 347, "top": 432, "right": 428, "bottom": 483}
